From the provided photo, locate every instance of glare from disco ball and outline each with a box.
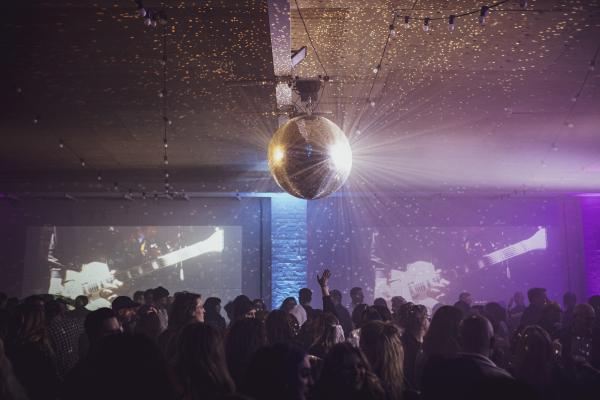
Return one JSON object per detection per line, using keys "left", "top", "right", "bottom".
{"left": 268, "top": 115, "right": 352, "bottom": 200}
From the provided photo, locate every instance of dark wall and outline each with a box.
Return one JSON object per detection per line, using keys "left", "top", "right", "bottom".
{"left": 0, "top": 197, "right": 270, "bottom": 300}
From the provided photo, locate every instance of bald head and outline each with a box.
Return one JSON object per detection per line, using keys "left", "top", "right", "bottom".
{"left": 459, "top": 314, "right": 494, "bottom": 356}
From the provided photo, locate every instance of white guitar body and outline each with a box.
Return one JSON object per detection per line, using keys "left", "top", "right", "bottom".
{"left": 375, "top": 261, "right": 447, "bottom": 313}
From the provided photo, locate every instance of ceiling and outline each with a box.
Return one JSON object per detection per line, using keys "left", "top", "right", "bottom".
{"left": 1, "top": 0, "right": 599, "bottom": 196}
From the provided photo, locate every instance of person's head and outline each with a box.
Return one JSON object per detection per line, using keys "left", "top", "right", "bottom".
{"left": 390, "top": 296, "right": 406, "bottom": 313}
{"left": 144, "top": 289, "right": 155, "bottom": 305}
{"left": 459, "top": 292, "right": 472, "bottom": 306}
{"left": 572, "top": 303, "right": 595, "bottom": 335}
{"left": 330, "top": 290, "right": 342, "bottom": 306}
{"left": 243, "top": 342, "right": 312, "bottom": 400}
{"left": 266, "top": 309, "right": 298, "bottom": 344}
{"left": 563, "top": 292, "right": 577, "bottom": 309}
{"left": 45, "top": 299, "right": 66, "bottom": 323}
{"left": 513, "top": 291, "right": 525, "bottom": 306}
{"left": 359, "top": 321, "right": 404, "bottom": 400}
{"left": 315, "top": 342, "right": 384, "bottom": 398}
{"left": 84, "top": 307, "right": 122, "bottom": 347}
{"left": 483, "top": 302, "right": 507, "bottom": 331}
{"left": 373, "top": 298, "right": 387, "bottom": 309}
{"left": 459, "top": 314, "right": 494, "bottom": 357}
{"left": 350, "top": 287, "right": 364, "bottom": 305}
{"left": 169, "top": 292, "right": 203, "bottom": 329}
{"left": 513, "top": 325, "right": 553, "bottom": 384}
{"left": 351, "top": 304, "right": 369, "bottom": 327}
{"left": 23, "top": 295, "right": 44, "bottom": 310}
{"left": 226, "top": 318, "right": 268, "bottom": 387}
{"left": 527, "top": 288, "right": 547, "bottom": 307}
{"left": 75, "top": 295, "right": 89, "bottom": 309}
{"left": 280, "top": 297, "right": 297, "bottom": 313}
{"left": 403, "top": 303, "right": 428, "bottom": 339}
{"left": 224, "top": 301, "right": 234, "bottom": 320}
{"left": 423, "top": 305, "right": 463, "bottom": 357}
{"left": 299, "top": 288, "right": 312, "bottom": 306}
{"left": 298, "top": 312, "right": 340, "bottom": 356}
{"left": 133, "top": 291, "right": 145, "bottom": 305}
{"left": 372, "top": 304, "right": 392, "bottom": 322}
{"left": 253, "top": 299, "right": 267, "bottom": 313}
{"left": 204, "top": 297, "right": 222, "bottom": 316}
{"left": 111, "top": 296, "right": 140, "bottom": 323}
{"left": 153, "top": 286, "right": 169, "bottom": 307}
{"left": 13, "top": 303, "right": 47, "bottom": 344}
{"left": 588, "top": 295, "right": 600, "bottom": 316}
{"left": 232, "top": 295, "right": 256, "bottom": 321}
{"left": 174, "top": 322, "right": 235, "bottom": 397}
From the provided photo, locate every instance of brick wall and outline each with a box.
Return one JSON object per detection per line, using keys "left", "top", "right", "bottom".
{"left": 271, "top": 196, "right": 307, "bottom": 309}
{"left": 581, "top": 197, "right": 600, "bottom": 296}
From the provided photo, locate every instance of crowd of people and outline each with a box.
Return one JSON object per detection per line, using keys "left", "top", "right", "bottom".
{"left": 0, "top": 270, "right": 599, "bottom": 400}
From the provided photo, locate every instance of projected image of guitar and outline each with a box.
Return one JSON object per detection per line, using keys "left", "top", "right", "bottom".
{"left": 48, "top": 228, "right": 224, "bottom": 309}
{"left": 374, "top": 227, "right": 547, "bottom": 312}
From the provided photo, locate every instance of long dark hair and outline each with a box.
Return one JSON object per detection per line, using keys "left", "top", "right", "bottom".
{"left": 225, "top": 318, "right": 268, "bottom": 387}
{"left": 360, "top": 321, "right": 404, "bottom": 400}
{"left": 298, "top": 312, "right": 338, "bottom": 358}
{"left": 422, "top": 305, "right": 463, "bottom": 357}
{"left": 314, "top": 343, "right": 385, "bottom": 400}
{"left": 173, "top": 322, "right": 235, "bottom": 400}
{"left": 168, "top": 292, "right": 200, "bottom": 330}
{"left": 513, "top": 325, "right": 555, "bottom": 394}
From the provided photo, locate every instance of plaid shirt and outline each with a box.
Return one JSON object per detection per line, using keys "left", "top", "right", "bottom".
{"left": 48, "top": 316, "right": 85, "bottom": 379}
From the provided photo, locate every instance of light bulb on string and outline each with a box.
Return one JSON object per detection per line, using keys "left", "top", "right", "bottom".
{"left": 151, "top": 19, "right": 157, "bottom": 28}
{"left": 33, "top": 115, "right": 40, "bottom": 124}
{"left": 58, "top": 139, "right": 64, "bottom": 149}
{"left": 479, "top": 6, "right": 490, "bottom": 26}
{"left": 163, "top": 138, "right": 168, "bottom": 148}
{"left": 370, "top": 100, "right": 376, "bottom": 107}
{"left": 158, "top": 90, "right": 165, "bottom": 98}
{"left": 113, "top": 182, "right": 119, "bottom": 191}
{"left": 163, "top": 116, "right": 171, "bottom": 125}
{"left": 448, "top": 15, "right": 456, "bottom": 32}
{"left": 164, "top": 155, "right": 169, "bottom": 165}
{"left": 97, "top": 173, "right": 102, "bottom": 181}
{"left": 165, "top": 171, "right": 169, "bottom": 178}
{"left": 404, "top": 16, "right": 410, "bottom": 28}
{"left": 144, "top": 16, "right": 152, "bottom": 27}
{"left": 80, "top": 158, "right": 86, "bottom": 167}
{"left": 423, "top": 18, "right": 430, "bottom": 32}
{"left": 373, "top": 65, "right": 380, "bottom": 74}
{"left": 389, "top": 24, "right": 396, "bottom": 37}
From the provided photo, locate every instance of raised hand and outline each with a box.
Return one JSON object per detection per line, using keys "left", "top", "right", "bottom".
{"left": 317, "top": 269, "right": 331, "bottom": 288}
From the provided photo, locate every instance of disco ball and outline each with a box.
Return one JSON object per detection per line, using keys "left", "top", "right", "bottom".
{"left": 268, "top": 115, "right": 352, "bottom": 200}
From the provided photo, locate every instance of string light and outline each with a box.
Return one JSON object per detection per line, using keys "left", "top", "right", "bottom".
{"left": 423, "top": 17, "right": 430, "bottom": 32}
{"left": 479, "top": 6, "right": 490, "bottom": 26}
{"left": 403, "top": 16, "right": 410, "bottom": 29}
{"left": 58, "top": 139, "right": 64, "bottom": 149}
{"left": 389, "top": 24, "right": 396, "bottom": 37}
{"left": 448, "top": 15, "right": 456, "bottom": 32}
{"left": 373, "top": 64, "right": 380, "bottom": 74}
{"left": 80, "top": 158, "right": 86, "bottom": 167}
